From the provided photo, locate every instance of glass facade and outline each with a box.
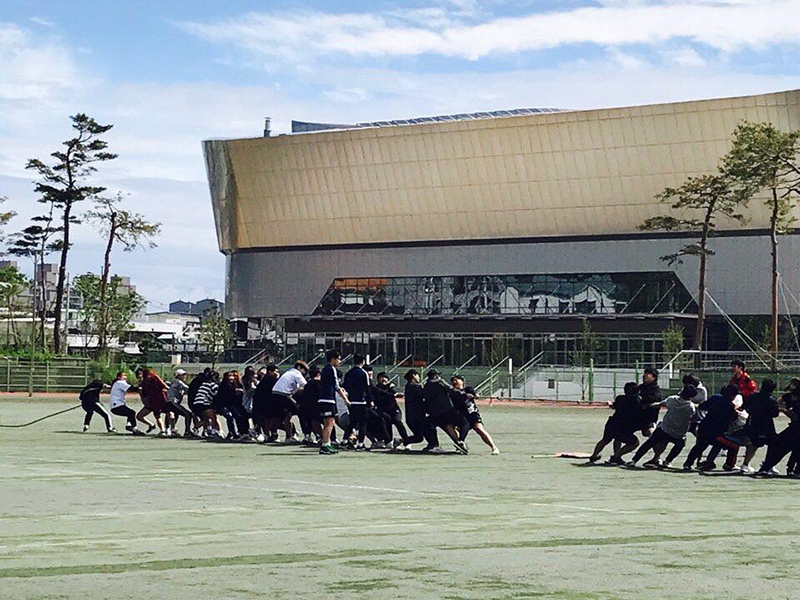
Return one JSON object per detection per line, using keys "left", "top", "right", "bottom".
{"left": 285, "top": 331, "right": 673, "bottom": 369}
{"left": 313, "top": 272, "right": 696, "bottom": 317}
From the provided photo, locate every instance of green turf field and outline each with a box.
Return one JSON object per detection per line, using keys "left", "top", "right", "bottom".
{"left": 1, "top": 397, "right": 798, "bottom": 600}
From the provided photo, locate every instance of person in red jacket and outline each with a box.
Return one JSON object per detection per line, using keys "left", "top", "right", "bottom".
{"left": 135, "top": 367, "right": 168, "bottom": 435}
{"left": 730, "top": 360, "right": 757, "bottom": 399}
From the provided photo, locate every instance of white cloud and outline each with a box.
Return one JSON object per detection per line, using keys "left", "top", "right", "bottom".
{"left": 660, "top": 46, "right": 707, "bottom": 67}
{"left": 178, "top": 1, "right": 800, "bottom": 62}
{"left": 29, "top": 17, "right": 56, "bottom": 28}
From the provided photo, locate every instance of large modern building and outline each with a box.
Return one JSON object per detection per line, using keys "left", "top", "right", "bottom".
{"left": 204, "top": 90, "right": 800, "bottom": 367}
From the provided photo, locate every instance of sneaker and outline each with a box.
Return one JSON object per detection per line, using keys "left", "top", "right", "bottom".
{"left": 165, "top": 428, "right": 173, "bottom": 437}
{"left": 661, "top": 462, "right": 672, "bottom": 470}
{"left": 146, "top": 425, "right": 156, "bottom": 434}
{"left": 429, "top": 446, "right": 446, "bottom": 454}
{"left": 391, "top": 438, "right": 404, "bottom": 451}
{"left": 587, "top": 455, "right": 601, "bottom": 464}
{"left": 643, "top": 459, "right": 662, "bottom": 469}
{"left": 183, "top": 431, "right": 197, "bottom": 439}
{"left": 370, "top": 441, "right": 386, "bottom": 450}
{"left": 624, "top": 461, "right": 638, "bottom": 468}
{"left": 768, "top": 467, "right": 782, "bottom": 476}
{"left": 682, "top": 464, "right": 693, "bottom": 471}
{"left": 722, "top": 464, "right": 740, "bottom": 472}
{"left": 740, "top": 465, "right": 756, "bottom": 475}
{"left": 255, "top": 433, "right": 266, "bottom": 443}
{"left": 319, "top": 444, "right": 338, "bottom": 455}
{"left": 454, "top": 441, "right": 469, "bottom": 455}
{"left": 698, "top": 461, "right": 716, "bottom": 471}
{"left": 355, "top": 442, "right": 367, "bottom": 451}
{"left": 491, "top": 447, "right": 500, "bottom": 455}
{"left": 301, "top": 434, "right": 313, "bottom": 446}
{"left": 604, "top": 456, "right": 623, "bottom": 466}
{"left": 107, "top": 428, "right": 118, "bottom": 434}
{"left": 285, "top": 435, "right": 300, "bottom": 445}
{"left": 125, "top": 424, "right": 134, "bottom": 432}
{"left": 82, "top": 424, "right": 90, "bottom": 432}
{"left": 131, "top": 429, "right": 145, "bottom": 436}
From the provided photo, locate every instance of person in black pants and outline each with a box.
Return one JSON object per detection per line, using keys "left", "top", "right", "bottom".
{"left": 758, "top": 381, "right": 800, "bottom": 476}
{"left": 423, "top": 370, "right": 469, "bottom": 454}
{"left": 252, "top": 365, "right": 280, "bottom": 443}
{"left": 588, "top": 381, "right": 641, "bottom": 465}
{"left": 80, "top": 379, "right": 115, "bottom": 432}
{"left": 216, "top": 371, "right": 248, "bottom": 440}
{"left": 403, "top": 370, "right": 441, "bottom": 452}
{"left": 342, "top": 355, "right": 371, "bottom": 450}
{"left": 299, "top": 367, "right": 322, "bottom": 444}
{"left": 683, "top": 384, "right": 738, "bottom": 470}
{"left": 638, "top": 368, "right": 662, "bottom": 437}
{"left": 372, "top": 371, "right": 411, "bottom": 448}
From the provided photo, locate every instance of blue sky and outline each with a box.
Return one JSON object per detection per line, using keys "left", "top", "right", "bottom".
{"left": 1, "top": 0, "right": 800, "bottom": 310}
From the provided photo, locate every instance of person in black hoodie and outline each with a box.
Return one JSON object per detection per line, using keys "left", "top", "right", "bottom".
{"left": 372, "top": 371, "right": 411, "bottom": 448}
{"left": 757, "top": 379, "right": 800, "bottom": 476}
{"left": 588, "top": 381, "right": 641, "bottom": 465}
{"left": 252, "top": 364, "right": 280, "bottom": 443}
{"left": 216, "top": 371, "right": 247, "bottom": 440}
{"left": 403, "top": 370, "right": 441, "bottom": 452}
{"left": 682, "top": 384, "right": 739, "bottom": 470}
{"left": 638, "top": 368, "right": 662, "bottom": 436}
{"left": 739, "top": 378, "right": 778, "bottom": 474}
{"left": 450, "top": 376, "right": 500, "bottom": 455}
{"left": 79, "top": 379, "right": 115, "bottom": 432}
{"left": 423, "top": 370, "right": 469, "bottom": 455}
{"left": 298, "top": 367, "right": 322, "bottom": 445}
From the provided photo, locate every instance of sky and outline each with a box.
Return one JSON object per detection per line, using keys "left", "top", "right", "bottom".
{"left": 1, "top": 0, "right": 800, "bottom": 311}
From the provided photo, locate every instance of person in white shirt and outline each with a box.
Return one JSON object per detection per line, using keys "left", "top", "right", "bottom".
{"left": 271, "top": 361, "right": 309, "bottom": 443}
{"left": 109, "top": 372, "right": 142, "bottom": 435}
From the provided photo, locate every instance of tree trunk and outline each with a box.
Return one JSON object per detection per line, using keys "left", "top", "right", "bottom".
{"left": 98, "top": 214, "right": 117, "bottom": 354}
{"left": 771, "top": 187, "right": 780, "bottom": 366}
{"left": 693, "top": 208, "right": 714, "bottom": 351}
{"left": 53, "top": 202, "right": 72, "bottom": 354}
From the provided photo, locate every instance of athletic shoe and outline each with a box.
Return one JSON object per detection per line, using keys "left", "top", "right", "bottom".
{"left": 491, "top": 447, "right": 500, "bottom": 455}
{"left": 643, "top": 459, "right": 662, "bottom": 469}
{"left": 682, "top": 464, "right": 693, "bottom": 471}
{"left": 146, "top": 425, "right": 156, "bottom": 434}
{"left": 319, "top": 444, "right": 338, "bottom": 455}
{"left": 184, "top": 431, "right": 198, "bottom": 439}
{"left": 82, "top": 424, "right": 90, "bottom": 432}
{"left": 301, "top": 434, "right": 313, "bottom": 446}
{"left": 391, "top": 438, "right": 403, "bottom": 451}
{"left": 604, "top": 456, "right": 623, "bottom": 466}
{"left": 429, "top": 446, "right": 446, "bottom": 454}
{"left": 454, "top": 441, "right": 469, "bottom": 455}
{"left": 285, "top": 435, "right": 300, "bottom": 445}
{"left": 624, "top": 461, "right": 637, "bottom": 468}
{"left": 661, "top": 462, "right": 672, "bottom": 470}
{"left": 698, "top": 461, "right": 716, "bottom": 471}
{"left": 131, "top": 429, "right": 145, "bottom": 436}
{"left": 740, "top": 465, "right": 756, "bottom": 475}
{"left": 165, "top": 428, "right": 173, "bottom": 437}
{"left": 722, "top": 464, "right": 740, "bottom": 472}
{"left": 370, "top": 441, "right": 387, "bottom": 450}
{"left": 107, "top": 428, "right": 118, "bottom": 434}
{"left": 768, "top": 467, "right": 782, "bottom": 476}
{"left": 255, "top": 433, "right": 266, "bottom": 443}
{"left": 355, "top": 442, "right": 367, "bottom": 451}
{"left": 587, "top": 455, "right": 601, "bottom": 464}
{"left": 125, "top": 424, "right": 134, "bottom": 432}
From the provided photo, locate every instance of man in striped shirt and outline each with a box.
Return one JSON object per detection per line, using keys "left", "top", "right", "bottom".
{"left": 192, "top": 371, "right": 221, "bottom": 438}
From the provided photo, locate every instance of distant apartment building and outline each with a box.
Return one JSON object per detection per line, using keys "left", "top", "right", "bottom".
{"left": 169, "top": 298, "right": 225, "bottom": 316}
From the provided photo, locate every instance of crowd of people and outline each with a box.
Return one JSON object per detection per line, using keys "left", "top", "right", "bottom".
{"left": 588, "top": 360, "right": 800, "bottom": 476}
{"left": 78, "top": 350, "right": 500, "bottom": 455}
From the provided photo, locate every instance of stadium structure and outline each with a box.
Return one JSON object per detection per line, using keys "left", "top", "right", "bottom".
{"left": 204, "top": 90, "right": 800, "bottom": 367}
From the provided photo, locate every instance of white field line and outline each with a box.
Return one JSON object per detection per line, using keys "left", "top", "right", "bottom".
{"left": 0, "top": 521, "right": 428, "bottom": 552}
{"left": 0, "top": 507, "right": 254, "bottom": 522}
{"left": 236, "top": 475, "right": 489, "bottom": 501}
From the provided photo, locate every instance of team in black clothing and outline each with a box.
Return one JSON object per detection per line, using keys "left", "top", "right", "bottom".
{"left": 588, "top": 361, "right": 800, "bottom": 476}
{"left": 77, "top": 349, "right": 500, "bottom": 456}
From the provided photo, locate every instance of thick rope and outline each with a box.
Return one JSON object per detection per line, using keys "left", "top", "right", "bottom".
{"left": 0, "top": 404, "right": 82, "bottom": 428}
